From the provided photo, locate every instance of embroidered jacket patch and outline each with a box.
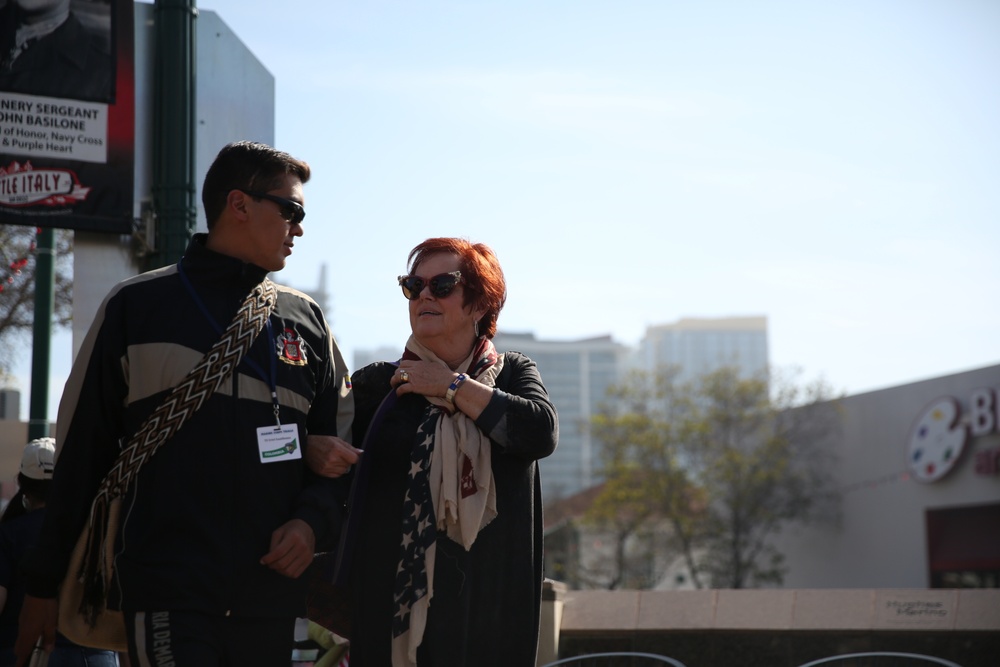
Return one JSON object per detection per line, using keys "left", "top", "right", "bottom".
{"left": 276, "top": 327, "right": 309, "bottom": 366}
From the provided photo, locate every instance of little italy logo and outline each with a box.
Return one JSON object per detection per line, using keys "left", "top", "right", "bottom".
{"left": 0, "top": 160, "right": 90, "bottom": 207}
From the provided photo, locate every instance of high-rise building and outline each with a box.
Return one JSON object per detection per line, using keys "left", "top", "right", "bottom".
{"left": 637, "top": 316, "right": 769, "bottom": 383}
{"left": 493, "top": 331, "right": 628, "bottom": 499}
{"left": 0, "top": 389, "right": 20, "bottom": 421}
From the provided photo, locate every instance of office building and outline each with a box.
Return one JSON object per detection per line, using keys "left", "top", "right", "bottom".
{"left": 0, "top": 389, "right": 19, "bottom": 421}
{"left": 493, "top": 331, "right": 627, "bottom": 499}
{"left": 638, "top": 316, "right": 768, "bottom": 382}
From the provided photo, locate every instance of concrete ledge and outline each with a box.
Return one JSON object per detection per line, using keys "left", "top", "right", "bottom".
{"left": 638, "top": 591, "right": 717, "bottom": 630}
{"left": 556, "top": 588, "right": 1000, "bottom": 633}
{"left": 791, "top": 590, "right": 875, "bottom": 630}
{"left": 955, "top": 589, "right": 1000, "bottom": 630}
{"left": 716, "top": 589, "right": 795, "bottom": 629}
{"left": 561, "top": 590, "right": 640, "bottom": 631}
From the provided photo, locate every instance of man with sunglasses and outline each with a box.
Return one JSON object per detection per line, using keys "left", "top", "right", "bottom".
{"left": 15, "top": 141, "right": 355, "bottom": 667}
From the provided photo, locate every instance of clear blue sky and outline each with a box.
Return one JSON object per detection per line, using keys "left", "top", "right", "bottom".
{"left": 13, "top": 0, "right": 1000, "bottom": 418}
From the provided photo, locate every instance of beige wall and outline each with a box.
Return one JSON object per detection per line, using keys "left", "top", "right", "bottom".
{"left": 776, "top": 363, "right": 1000, "bottom": 588}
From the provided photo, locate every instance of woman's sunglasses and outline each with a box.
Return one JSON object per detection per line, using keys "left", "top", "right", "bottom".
{"left": 397, "top": 271, "right": 463, "bottom": 300}
{"left": 240, "top": 189, "right": 306, "bottom": 225}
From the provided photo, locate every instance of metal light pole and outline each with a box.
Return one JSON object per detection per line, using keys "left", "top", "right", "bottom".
{"left": 28, "top": 227, "right": 55, "bottom": 440}
{"left": 150, "top": 0, "right": 198, "bottom": 269}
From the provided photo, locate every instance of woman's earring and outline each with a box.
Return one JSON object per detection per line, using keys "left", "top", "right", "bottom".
{"left": 474, "top": 319, "right": 480, "bottom": 338}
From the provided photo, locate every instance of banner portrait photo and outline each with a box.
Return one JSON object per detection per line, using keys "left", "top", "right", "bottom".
{"left": 0, "top": 0, "right": 134, "bottom": 234}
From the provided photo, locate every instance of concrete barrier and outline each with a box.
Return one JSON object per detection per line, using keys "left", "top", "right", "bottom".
{"left": 538, "top": 581, "right": 1000, "bottom": 667}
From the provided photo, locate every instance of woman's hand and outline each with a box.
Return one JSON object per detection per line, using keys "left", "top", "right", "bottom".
{"left": 391, "top": 360, "right": 455, "bottom": 398}
{"left": 392, "top": 361, "right": 493, "bottom": 421}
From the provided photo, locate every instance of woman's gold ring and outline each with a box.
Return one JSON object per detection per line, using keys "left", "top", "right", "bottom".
{"left": 399, "top": 370, "right": 410, "bottom": 383}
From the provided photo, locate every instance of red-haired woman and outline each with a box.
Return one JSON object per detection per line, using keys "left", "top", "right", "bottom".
{"left": 308, "top": 238, "right": 558, "bottom": 667}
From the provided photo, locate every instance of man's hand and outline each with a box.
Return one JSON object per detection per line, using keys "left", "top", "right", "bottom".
{"left": 15, "top": 595, "right": 57, "bottom": 667}
{"left": 305, "top": 435, "right": 361, "bottom": 478}
{"left": 260, "top": 519, "right": 315, "bottom": 579}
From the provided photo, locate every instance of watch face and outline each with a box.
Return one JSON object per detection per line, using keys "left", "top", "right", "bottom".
{"left": 907, "top": 397, "right": 967, "bottom": 483}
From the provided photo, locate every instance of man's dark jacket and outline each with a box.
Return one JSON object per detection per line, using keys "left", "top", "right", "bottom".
{"left": 25, "top": 236, "right": 354, "bottom": 618}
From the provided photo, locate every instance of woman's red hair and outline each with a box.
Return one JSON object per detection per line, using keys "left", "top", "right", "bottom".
{"left": 407, "top": 238, "right": 507, "bottom": 339}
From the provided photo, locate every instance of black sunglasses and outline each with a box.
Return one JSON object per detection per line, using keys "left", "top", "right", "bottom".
{"left": 240, "top": 189, "right": 306, "bottom": 225}
{"left": 397, "top": 271, "right": 463, "bottom": 300}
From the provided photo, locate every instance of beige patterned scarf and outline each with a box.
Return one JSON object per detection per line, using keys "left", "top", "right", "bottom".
{"left": 391, "top": 335, "right": 504, "bottom": 667}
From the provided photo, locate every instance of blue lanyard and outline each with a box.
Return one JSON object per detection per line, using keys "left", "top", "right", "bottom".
{"left": 177, "top": 261, "right": 282, "bottom": 425}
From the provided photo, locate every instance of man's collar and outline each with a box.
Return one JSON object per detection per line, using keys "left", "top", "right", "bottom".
{"left": 14, "top": 11, "right": 69, "bottom": 49}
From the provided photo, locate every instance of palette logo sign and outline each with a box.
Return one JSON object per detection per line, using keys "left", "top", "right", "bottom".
{"left": 907, "top": 387, "right": 1000, "bottom": 483}
{"left": 0, "top": 161, "right": 90, "bottom": 207}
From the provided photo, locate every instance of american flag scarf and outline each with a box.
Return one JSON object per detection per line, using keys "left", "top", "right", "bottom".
{"left": 390, "top": 336, "right": 503, "bottom": 666}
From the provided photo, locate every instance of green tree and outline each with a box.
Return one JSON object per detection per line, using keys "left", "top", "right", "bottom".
{"left": 589, "top": 365, "right": 841, "bottom": 589}
{"left": 577, "top": 475, "right": 658, "bottom": 589}
{"left": 0, "top": 225, "right": 74, "bottom": 377}
{"left": 584, "top": 366, "right": 705, "bottom": 589}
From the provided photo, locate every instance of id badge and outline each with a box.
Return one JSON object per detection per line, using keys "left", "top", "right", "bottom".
{"left": 257, "top": 423, "right": 302, "bottom": 463}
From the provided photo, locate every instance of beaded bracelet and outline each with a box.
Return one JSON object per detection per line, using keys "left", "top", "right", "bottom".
{"left": 445, "top": 373, "right": 468, "bottom": 404}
